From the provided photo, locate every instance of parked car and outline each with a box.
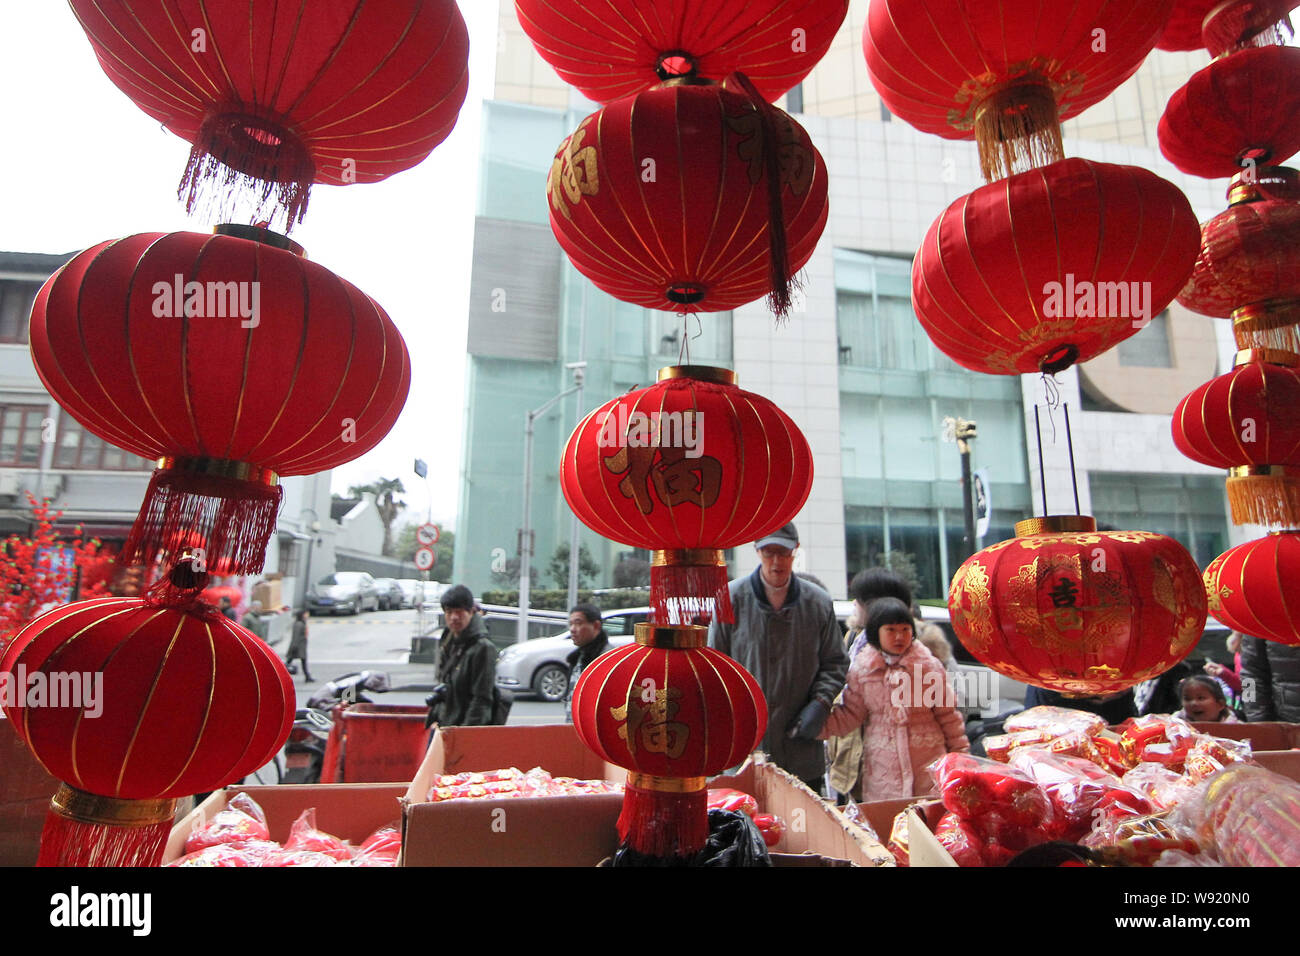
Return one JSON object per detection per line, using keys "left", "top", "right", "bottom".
{"left": 372, "top": 577, "right": 405, "bottom": 610}
{"left": 396, "top": 579, "right": 424, "bottom": 609}
{"left": 495, "top": 607, "right": 649, "bottom": 702}
{"left": 307, "top": 571, "right": 380, "bottom": 615}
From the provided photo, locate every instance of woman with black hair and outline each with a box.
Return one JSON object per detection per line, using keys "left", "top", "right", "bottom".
{"left": 819, "top": 597, "right": 969, "bottom": 801}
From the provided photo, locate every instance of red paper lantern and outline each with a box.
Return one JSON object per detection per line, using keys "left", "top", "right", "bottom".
{"left": 1205, "top": 531, "right": 1300, "bottom": 646}
{"left": 29, "top": 225, "right": 411, "bottom": 574}
{"left": 547, "top": 76, "right": 828, "bottom": 318}
{"left": 1173, "top": 351, "right": 1300, "bottom": 525}
{"left": 863, "top": 0, "right": 1173, "bottom": 180}
{"left": 70, "top": 0, "right": 469, "bottom": 227}
{"left": 514, "top": 0, "right": 848, "bottom": 104}
{"left": 0, "top": 566, "right": 294, "bottom": 865}
{"left": 571, "top": 621, "right": 766, "bottom": 856}
{"left": 912, "top": 158, "right": 1201, "bottom": 375}
{"left": 947, "top": 516, "right": 1208, "bottom": 695}
{"left": 1159, "top": 46, "right": 1300, "bottom": 180}
{"left": 561, "top": 365, "right": 813, "bottom": 624}
{"left": 1158, "top": 0, "right": 1225, "bottom": 50}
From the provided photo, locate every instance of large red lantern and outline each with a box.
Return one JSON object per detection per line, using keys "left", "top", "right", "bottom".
{"left": 911, "top": 158, "right": 1202, "bottom": 375}
{"left": 571, "top": 621, "right": 766, "bottom": 857}
{"left": 1205, "top": 531, "right": 1300, "bottom": 646}
{"left": 1173, "top": 351, "right": 1300, "bottom": 526}
{"left": 948, "top": 516, "right": 1208, "bottom": 695}
{"left": 0, "top": 563, "right": 294, "bottom": 866}
{"left": 863, "top": 0, "right": 1173, "bottom": 180}
{"left": 70, "top": 0, "right": 469, "bottom": 227}
{"left": 29, "top": 225, "right": 411, "bottom": 575}
{"left": 1157, "top": 0, "right": 1298, "bottom": 51}
{"left": 547, "top": 75, "right": 828, "bottom": 318}
{"left": 561, "top": 365, "right": 813, "bottom": 624}
{"left": 514, "top": 0, "right": 848, "bottom": 104}
{"left": 1159, "top": 46, "right": 1300, "bottom": 181}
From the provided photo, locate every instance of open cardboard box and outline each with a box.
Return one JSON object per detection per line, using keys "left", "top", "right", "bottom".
{"left": 0, "top": 713, "right": 59, "bottom": 866}
{"left": 1188, "top": 721, "right": 1300, "bottom": 752}
{"left": 855, "top": 797, "right": 953, "bottom": 867}
{"left": 400, "top": 724, "right": 894, "bottom": 866}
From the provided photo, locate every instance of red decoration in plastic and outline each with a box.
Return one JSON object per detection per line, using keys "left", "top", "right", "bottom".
{"left": 1159, "top": 46, "right": 1300, "bottom": 180}
{"left": 29, "top": 228, "right": 411, "bottom": 574}
{"left": 70, "top": 0, "right": 469, "bottom": 227}
{"left": 514, "top": 0, "right": 848, "bottom": 104}
{"left": 560, "top": 366, "right": 812, "bottom": 623}
{"left": 1205, "top": 532, "right": 1300, "bottom": 646}
{"left": 947, "top": 517, "right": 1208, "bottom": 695}
{"left": 546, "top": 76, "right": 828, "bottom": 317}
{"left": 1173, "top": 358, "right": 1300, "bottom": 468}
{"left": 911, "top": 158, "right": 1201, "bottom": 375}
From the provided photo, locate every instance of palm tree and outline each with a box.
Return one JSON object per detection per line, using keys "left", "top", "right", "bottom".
{"left": 348, "top": 478, "right": 407, "bottom": 557}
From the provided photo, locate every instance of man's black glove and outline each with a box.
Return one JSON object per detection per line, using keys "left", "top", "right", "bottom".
{"left": 786, "top": 699, "right": 830, "bottom": 740}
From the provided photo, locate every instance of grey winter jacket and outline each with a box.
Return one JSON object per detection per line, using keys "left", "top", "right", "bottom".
{"left": 708, "top": 569, "right": 848, "bottom": 782}
{"left": 1241, "top": 636, "right": 1300, "bottom": 723}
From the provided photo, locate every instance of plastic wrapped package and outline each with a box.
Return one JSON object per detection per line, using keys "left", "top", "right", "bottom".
{"left": 1080, "top": 812, "right": 1202, "bottom": 865}
{"left": 887, "top": 810, "right": 910, "bottom": 868}
{"left": 1182, "top": 735, "right": 1252, "bottom": 783}
{"left": 1120, "top": 762, "right": 1196, "bottom": 811}
{"left": 1198, "top": 765, "right": 1300, "bottom": 867}
{"left": 167, "top": 839, "right": 279, "bottom": 867}
{"left": 839, "top": 802, "right": 883, "bottom": 845}
{"left": 982, "top": 728, "right": 1063, "bottom": 762}
{"left": 934, "top": 812, "right": 986, "bottom": 867}
{"left": 931, "top": 753, "right": 1053, "bottom": 829}
{"left": 1089, "top": 730, "right": 1131, "bottom": 776}
{"left": 1117, "top": 715, "right": 1196, "bottom": 767}
{"left": 183, "top": 792, "right": 271, "bottom": 853}
{"left": 351, "top": 824, "right": 402, "bottom": 867}
{"left": 259, "top": 848, "right": 340, "bottom": 867}
{"left": 1004, "top": 706, "right": 1106, "bottom": 736}
{"left": 283, "top": 809, "right": 353, "bottom": 861}
{"left": 752, "top": 813, "right": 786, "bottom": 848}
{"left": 705, "top": 788, "right": 759, "bottom": 818}
{"left": 1009, "top": 750, "right": 1145, "bottom": 841}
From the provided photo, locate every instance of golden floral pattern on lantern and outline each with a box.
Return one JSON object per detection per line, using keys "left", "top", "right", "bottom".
{"left": 1004, "top": 552, "right": 1130, "bottom": 656}
{"left": 949, "top": 560, "right": 995, "bottom": 655}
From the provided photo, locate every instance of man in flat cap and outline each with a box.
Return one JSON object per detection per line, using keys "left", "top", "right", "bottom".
{"left": 708, "top": 522, "right": 847, "bottom": 793}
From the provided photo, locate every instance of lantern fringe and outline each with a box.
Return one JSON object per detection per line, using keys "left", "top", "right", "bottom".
{"left": 651, "top": 563, "right": 733, "bottom": 625}
{"left": 1233, "top": 304, "right": 1300, "bottom": 352}
{"left": 617, "top": 779, "right": 709, "bottom": 859}
{"left": 973, "top": 80, "right": 1064, "bottom": 183}
{"left": 1227, "top": 473, "right": 1300, "bottom": 526}
{"left": 179, "top": 110, "right": 316, "bottom": 230}
{"left": 1204, "top": 5, "right": 1295, "bottom": 57}
{"left": 37, "top": 789, "right": 176, "bottom": 867}
{"left": 123, "top": 468, "right": 282, "bottom": 576}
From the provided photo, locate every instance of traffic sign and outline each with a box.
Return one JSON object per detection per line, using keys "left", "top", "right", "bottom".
{"left": 414, "top": 547, "right": 436, "bottom": 572}
{"left": 416, "top": 523, "right": 440, "bottom": 546}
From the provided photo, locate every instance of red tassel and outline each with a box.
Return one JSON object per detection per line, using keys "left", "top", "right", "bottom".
{"left": 123, "top": 466, "right": 282, "bottom": 576}
{"left": 651, "top": 563, "right": 733, "bottom": 625}
{"left": 37, "top": 787, "right": 176, "bottom": 867}
{"left": 617, "top": 778, "right": 709, "bottom": 859}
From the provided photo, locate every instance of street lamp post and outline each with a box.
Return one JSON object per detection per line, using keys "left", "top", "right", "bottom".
{"left": 946, "top": 418, "right": 979, "bottom": 562}
{"left": 517, "top": 364, "right": 586, "bottom": 645}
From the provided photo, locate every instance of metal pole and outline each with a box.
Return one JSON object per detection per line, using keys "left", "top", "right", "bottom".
{"left": 566, "top": 286, "right": 589, "bottom": 611}
{"left": 959, "top": 440, "right": 976, "bottom": 562}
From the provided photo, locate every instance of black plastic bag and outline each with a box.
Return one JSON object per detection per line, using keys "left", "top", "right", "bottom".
{"left": 610, "top": 809, "right": 772, "bottom": 867}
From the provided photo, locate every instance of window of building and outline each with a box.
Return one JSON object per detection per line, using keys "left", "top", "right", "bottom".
{"left": 1089, "top": 471, "right": 1228, "bottom": 567}
{"left": 0, "top": 281, "right": 40, "bottom": 344}
{"left": 278, "top": 538, "right": 303, "bottom": 579}
{"left": 1117, "top": 311, "right": 1173, "bottom": 368}
{"left": 0, "top": 405, "right": 45, "bottom": 465}
{"left": 785, "top": 83, "right": 804, "bottom": 114}
{"left": 50, "top": 418, "right": 153, "bottom": 471}
{"left": 834, "top": 251, "right": 961, "bottom": 372}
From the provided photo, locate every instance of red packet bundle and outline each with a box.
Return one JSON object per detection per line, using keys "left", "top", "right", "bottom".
{"left": 184, "top": 792, "right": 271, "bottom": 853}
{"left": 283, "top": 808, "right": 353, "bottom": 861}
{"left": 1004, "top": 706, "right": 1106, "bottom": 737}
{"left": 260, "top": 848, "right": 340, "bottom": 867}
{"left": 933, "top": 812, "right": 987, "bottom": 867}
{"left": 706, "top": 788, "right": 759, "bottom": 818}
{"left": 352, "top": 825, "right": 402, "bottom": 867}
{"left": 1009, "top": 750, "right": 1142, "bottom": 841}
{"left": 752, "top": 813, "right": 786, "bottom": 848}
{"left": 167, "top": 840, "right": 279, "bottom": 867}
{"left": 887, "top": 810, "right": 911, "bottom": 868}
{"left": 1200, "top": 765, "right": 1300, "bottom": 867}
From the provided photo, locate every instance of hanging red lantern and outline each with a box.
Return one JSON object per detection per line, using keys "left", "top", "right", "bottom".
{"left": 561, "top": 366, "right": 812, "bottom": 625}
{"left": 1205, "top": 531, "right": 1300, "bottom": 646}
{"left": 571, "top": 621, "right": 766, "bottom": 858}
{"left": 29, "top": 225, "right": 411, "bottom": 575}
{"left": 1173, "top": 351, "right": 1300, "bottom": 526}
{"left": 1158, "top": 0, "right": 1225, "bottom": 49}
{"left": 911, "top": 158, "right": 1201, "bottom": 375}
{"left": 0, "top": 561, "right": 295, "bottom": 866}
{"left": 1156, "top": 0, "right": 1297, "bottom": 52}
{"left": 863, "top": 0, "right": 1174, "bottom": 180}
{"left": 514, "top": 0, "right": 848, "bottom": 104}
{"left": 547, "top": 75, "right": 828, "bottom": 318}
{"left": 1158, "top": 46, "right": 1300, "bottom": 181}
{"left": 947, "top": 516, "right": 1208, "bottom": 696}
{"left": 69, "top": 0, "right": 469, "bottom": 227}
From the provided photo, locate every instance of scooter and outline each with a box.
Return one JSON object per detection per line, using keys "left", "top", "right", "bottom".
{"left": 283, "top": 671, "right": 392, "bottom": 783}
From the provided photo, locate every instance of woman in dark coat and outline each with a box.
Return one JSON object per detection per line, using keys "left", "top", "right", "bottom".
{"left": 285, "top": 609, "right": 313, "bottom": 682}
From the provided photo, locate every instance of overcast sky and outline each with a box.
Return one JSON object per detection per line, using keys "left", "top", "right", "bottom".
{"left": 0, "top": 2, "right": 501, "bottom": 531}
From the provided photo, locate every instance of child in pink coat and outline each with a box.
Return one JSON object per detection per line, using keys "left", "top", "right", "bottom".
{"left": 820, "top": 598, "right": 969, "bottom": 801}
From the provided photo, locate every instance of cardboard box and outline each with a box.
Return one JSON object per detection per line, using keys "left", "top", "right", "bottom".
{"left": 163, "top": 784, "right": 407, "bottom": 864}
{"left": 855, "top": 797, "right": 953, "bottom": 867}
{"left": 1189, "top": 721, "right": 1300, "bottom": 752}
{"left": 250, "top": 579, "right": 283, "bottom": 611}
{"left": 0, "top": 714, "right": 59, "bottom": 867}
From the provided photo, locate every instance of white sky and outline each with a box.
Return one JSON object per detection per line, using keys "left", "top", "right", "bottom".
{"left": 0, "top": 1, "right": 502, "bottom": 531}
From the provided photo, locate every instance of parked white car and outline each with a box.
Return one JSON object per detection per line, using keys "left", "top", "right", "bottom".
{"left": 495, "top": 608, "right": 649, "bottom": 702}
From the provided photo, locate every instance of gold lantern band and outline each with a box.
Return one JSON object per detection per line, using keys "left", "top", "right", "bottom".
{"left": 50, "top": 785, "right": 177, "bottom": 829}
{"left": 1232, "top": 303, "right": 1300, "bottom": 353}
{"left": 213, "top": 222, "right": 305, "bottom": 257}
{"left": 657, "top": 365, "right": 736, "bottom": 385}
{"left": 634, "top": 621, "right": 708, "bottom": 649}
{"left": 1014, "top": 515, "right": 1098, "bottom": 537}
{"left": 1234, "top": 348, "right": 1299, "bottom": 368}
{"left": 652, "top": 548, "right": 725, "bottom": 568}
{"left": 1226, "top": 166, "right": 1299, "bottom": 206}
{"left": 627, "top": 773, "right": 707, "bottom": 794}
{"left": 159, "top": 456, "right": 280, "bottom": 488}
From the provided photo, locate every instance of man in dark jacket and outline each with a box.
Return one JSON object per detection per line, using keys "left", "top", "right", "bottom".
{"left": 1241, "top": 635, "right": 1300, "bottom": 723}
{"left": 564, "top": 603, "right": 612, "bottom": 722}
{"left": 426, "top": 585, "right": 497, "bottom": 728}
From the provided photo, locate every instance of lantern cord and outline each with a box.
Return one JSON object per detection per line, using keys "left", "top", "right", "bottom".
{"left": 1063, "top": 402, "right": 1081, "bottom": 516}
{"left": 1033, "top": 405, "right": 1048, "bottom": 517}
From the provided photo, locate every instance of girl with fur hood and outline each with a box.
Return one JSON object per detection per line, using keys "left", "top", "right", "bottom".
{"left": 819, "top": 598, "right": 970, "bottom": 801}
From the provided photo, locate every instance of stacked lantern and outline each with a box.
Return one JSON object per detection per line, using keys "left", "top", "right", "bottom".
{"left": 1161, "top": 0, "right": 1300, "bottom": 644}
{"left": 862, "top": 0, "right": 1201, "bottom": 376}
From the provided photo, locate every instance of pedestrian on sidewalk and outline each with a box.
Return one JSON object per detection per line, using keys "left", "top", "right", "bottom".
{"left": 285, "top": 608, "right": 313, "bottom": 682}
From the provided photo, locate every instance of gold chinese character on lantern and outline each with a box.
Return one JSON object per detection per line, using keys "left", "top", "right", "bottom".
{"left": 611, "top": 683, "right": 689, "bottom": 759}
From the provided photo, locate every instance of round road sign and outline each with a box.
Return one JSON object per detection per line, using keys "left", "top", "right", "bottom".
{"left": 417, "top": 523, "right": 440, "bottom": 547}
{"left": 414, "top": 547, "right": 436, "bottom": 572}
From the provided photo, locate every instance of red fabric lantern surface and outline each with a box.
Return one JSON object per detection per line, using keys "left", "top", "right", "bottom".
{"left": 514, "top": 0, "right": 848, "bottom": 104}
{"left": 948, "top": 516, "right": 1208, "bottom": 696}
{"left": 29, "top": 226, "right": 411, "bottom": 575}
{"left": 561, "top": 366, "right": 812, "bottom": 624}
{"left": 912, "top": 158, "right": 1201, "bottom": 375}
{"left": 70, "top": 0, "right": 469, "bottom": 228}
{"left": 0, "top": 566, "right": 295, "bottom": 865}
{"left": 1158, "top": 0, "right": 1225, "bottom": 50}
{"left": 547, "top": 76, "right": 828, "bottom": 318}
{"left": 864, "top": 0, "right": 1173, "bottom": 180}
{"left": 1205, "top": 531, "right": 1300, "bottom": 646}
{"left": 571, "top": 621, "right": 766, "bottom": 857}
{"left": 1158, "top": 46, "right": 1300, "bottom": 180}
